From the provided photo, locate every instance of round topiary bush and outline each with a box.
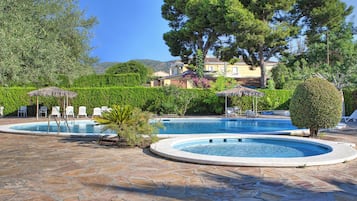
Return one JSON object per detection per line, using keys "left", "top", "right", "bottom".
{"left": 289, "top": 78, "right": 342, "bottom": 137}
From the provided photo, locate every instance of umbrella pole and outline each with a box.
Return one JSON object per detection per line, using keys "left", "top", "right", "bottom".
{"left": 36, "top": 96, "right": 39, "bottom": 120}
{"left": 225, "top": 95, "right": 227, "bottom": 117}
{"left": 254, "top": 97, "right": 258, "bottom": 116}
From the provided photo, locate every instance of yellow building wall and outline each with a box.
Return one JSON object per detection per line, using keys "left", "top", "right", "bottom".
{"left": 204, "top": 62, "right": 276, "bottom": 78}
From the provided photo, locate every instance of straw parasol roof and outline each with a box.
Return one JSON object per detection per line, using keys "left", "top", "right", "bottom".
{"left": 28, "top": 86, "right": 77, "bottom": 98}
{"left": 216, "top": 85, "right": 264, "bottom": 97}
{"left": 28, "top": 87, "right": 77, "bottom": 119}
{"left": 216, "top": 85, "right": 264, "bottom": 117}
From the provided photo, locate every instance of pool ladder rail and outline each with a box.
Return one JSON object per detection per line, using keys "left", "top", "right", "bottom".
{"left": 47, "top": 115, "right": 75, "bottom": 134}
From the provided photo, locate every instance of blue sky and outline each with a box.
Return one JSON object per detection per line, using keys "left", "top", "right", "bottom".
{"left": 79, "top": 0, "right": 179, "bottom": 62}
{"left": 79, "top": 0, "right": 357, "bottom": 63}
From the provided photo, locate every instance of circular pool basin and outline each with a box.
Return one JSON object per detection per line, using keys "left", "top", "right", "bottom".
{"left": 150, "top": 135, "right": 357, "bottom": 167}
{"left": 173, "top": 138, "right": 331, "bottom": 158}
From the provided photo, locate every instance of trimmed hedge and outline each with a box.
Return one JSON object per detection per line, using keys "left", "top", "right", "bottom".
{"left": 72, "top": 73, "right": 141, "bottom": 87}
{"left": 0, "top": 87, "right": 355, "bottom": 117}
{"left": 230, "top": 90, "right": 294, "bottom": 112}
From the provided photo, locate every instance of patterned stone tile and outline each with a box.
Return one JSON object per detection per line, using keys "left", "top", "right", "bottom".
{"left": 0, "top": 118, "right": 357, "bottom": 200}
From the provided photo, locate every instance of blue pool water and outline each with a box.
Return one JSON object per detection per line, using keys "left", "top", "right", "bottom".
{"left": 173, "top": 138, "right": 332, "bottom": 157}
{"left": 9, "top": 118, "right": 301, "bottom": 135}
{"left": 158, "top": 118, "right": 300, "bottom": 134}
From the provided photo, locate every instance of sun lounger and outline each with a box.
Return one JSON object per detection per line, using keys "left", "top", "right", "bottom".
{"left": 50, "top": 106, "right": 61, "bottom": 118}
{"left": 92, "top": 107, "right": 102, "bottom": 117}
{"left": 342, "top": 110, "right": 357, "bottom": 122}
{"left": 17, "top": 106, "right": 27, "bottom": 117}
{"left": 77, "top": 106, "right": 87, "bottom": 118}
{"left": 65, "top": 106, "right": 75, "bottom": 118}
{"left": 39, "top": 106, "right": 48, "bottom": 117}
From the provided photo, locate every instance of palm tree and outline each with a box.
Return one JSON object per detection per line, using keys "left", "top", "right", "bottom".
{"left": 94, "top": 105, "right": 159, "bottom": 147}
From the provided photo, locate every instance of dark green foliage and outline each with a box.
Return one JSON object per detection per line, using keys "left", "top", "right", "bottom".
{"left": 271, "top": 64, "right": 289, "bottom": 89}
{"left": 231, "top": 90, "right": 294, "bottom": 112}
{"left": 0, "top": 87, "right": 354, "bottom": 118}
{"left": 162, "top": 0, "right": 227, "bottom": 60}
{"left": 289, "top": 78, "right": 342, "bottom": 137}
{"left": 343, "top": 89, "right": 357, "bottom": 115}
{"left": 0, "top": 0, "right": 97, "bottom": 87}
{"left": 189, "top": 89, "right": 223, "bottom": 114}
{"left": 282, "top": 80, "right": 304, "bottom": 90}
{"left": 145, "top": 86, "right": 197, "bottom": 116}
{"left": 72, "top": 74, "right": 141, "bottom": 87}
{"left": 105, "top": 61, "right": 149, "bottom": 84}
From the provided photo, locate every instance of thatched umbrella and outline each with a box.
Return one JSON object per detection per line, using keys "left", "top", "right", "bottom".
{"left": 216, "top": 85, "right": 264, "bottom": 117}
{"left": 28, "top": 87, "right": 77, "bottom": 119}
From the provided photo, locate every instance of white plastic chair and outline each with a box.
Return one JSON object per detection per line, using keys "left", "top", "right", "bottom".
{"left": 226, "top": 107, "right": 237, "bottom": 117}
{"left": 65, "top": 106, "right": 75, "bottom": 118}
{"left": 92, "top": 107, "right": 102, "bottom": 117}
{"left": 51, "top": 106, "right": 61, "bottom": 118}
{"left": 0, "top": 106, "right": 3, "bottom": 117}
{"left": 17, "top": 106, "right": 27, "bottom": 117}
{"left": 39, "top": 106, "right": 48, "bottom": 117}
{"left": 77, "top": 106, "right": 87, "bottom": 118}
{"left": 101, "top": 106, "right": 109, "bottom": 112}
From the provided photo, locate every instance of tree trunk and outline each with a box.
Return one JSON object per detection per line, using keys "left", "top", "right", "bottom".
{"left": 309, "top": 127, "right": 319, "bottom": 138}
{"left": 259, "top": 45, "right": 266, "bottom": 88}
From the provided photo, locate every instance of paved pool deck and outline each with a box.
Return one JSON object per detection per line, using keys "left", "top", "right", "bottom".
{"left": 0, "top": 117, "right": 357, "bottom": 201}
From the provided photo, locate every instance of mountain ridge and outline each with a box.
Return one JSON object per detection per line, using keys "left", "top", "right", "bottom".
{"left": 93, "top": 59, "right": 177, "bottom": 74}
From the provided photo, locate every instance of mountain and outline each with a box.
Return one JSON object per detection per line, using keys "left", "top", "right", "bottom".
{"left": 93, "top": 59, "right": 177, "bottom": 74}
{"left": 93, "top": 62, "right": 119, "bottom": 74}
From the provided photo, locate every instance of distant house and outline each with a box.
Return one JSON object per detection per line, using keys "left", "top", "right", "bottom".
{"left": 152, "top": 71, "right": 169, "bottom": 77}
{"left": 151, "top": 56, "right": 278, "bottom": 88}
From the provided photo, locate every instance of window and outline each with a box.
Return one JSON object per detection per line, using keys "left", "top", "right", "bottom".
{"left": 207, "top": 66, "right": 214, "bottom": 71}
{"left": 220, "top": 66, "right": 225, "bottom": 73}
{"left": 232, "top": 67, "right": 238, "bottom": 74}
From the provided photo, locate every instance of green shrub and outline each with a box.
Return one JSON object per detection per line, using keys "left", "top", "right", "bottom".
{"left": 72, "top": 73, "right": 141, "bottom": 87}
{"left": 145, "top": 86, "right": 199, "bottom": 116}
{"left": 94, "top": 105, "right": 159, "bottom": 147}
{"left": 231, "top": 89, "right": 293, "bottom": 112}
{"left": 105, "top": 61, "right": 149, "bottom": 84}
{"left": 289, "top": 78, "right": 342, "bottom": 137}
{"left": 283, "top": 80, "right": 303, "bottom": 90}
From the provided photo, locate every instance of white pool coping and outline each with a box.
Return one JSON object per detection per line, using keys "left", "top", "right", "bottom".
{"left": 150, "top": 135, "right": 357, "bottom": 167}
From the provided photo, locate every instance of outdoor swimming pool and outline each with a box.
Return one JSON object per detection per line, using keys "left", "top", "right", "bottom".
{"left": 158, "top": 118, "right": 302, "bottom": 135}
{"left": 1, "top": 118, "right": 304, "bottom": 136}
{"left": 150, "top": 135, "right": 357, "bottom": 167}
{"left": 172, "top": 138, "right": 331, "bottom": 158}
{"left": 1, "top": 118, "right": 356, "bottom": 167}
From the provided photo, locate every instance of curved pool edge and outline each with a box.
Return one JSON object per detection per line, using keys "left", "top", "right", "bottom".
{"left": 0, "top": 120, "right": 116, "bottom": 138}
{"left": 150, "top": 135, "right": 357, "bottom": 167}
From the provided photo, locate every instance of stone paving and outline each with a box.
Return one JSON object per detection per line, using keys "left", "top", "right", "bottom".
{"left": 0, "top": 118, "right": 357, "bottom": 201}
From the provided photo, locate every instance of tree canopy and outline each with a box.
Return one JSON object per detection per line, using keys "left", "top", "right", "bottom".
{"left": 273, "top": 0, "right": 357, "bottom": 90}
{"left": 105, "top": 61, "right": 150, "bottom": 84}
{"left": 216, "top": 0, "right": 298, "bottom": 88}
{"left": 0, "top": 0, "right": 97, "bottom": 87}
{"left": 162, "top": 0, "right": 298, "bottom": 88}
{"left": 162, "top": 0, "right": 357, "bottom": 89}
{"left": 162, "top": 0, "right": 228, "bottom": 63}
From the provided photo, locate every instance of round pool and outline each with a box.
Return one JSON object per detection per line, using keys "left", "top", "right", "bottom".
{"left": 150, "top": 135, "right": 357, "bottom": 167}
{"left": 173, "top": 138, "right": 331, "bottom": 158}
